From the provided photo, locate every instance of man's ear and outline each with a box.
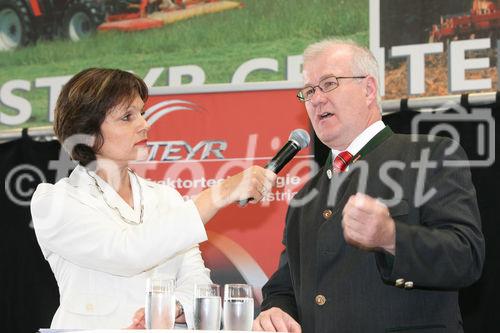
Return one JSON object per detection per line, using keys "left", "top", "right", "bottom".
{"left": 365, "top": 76, "right": 378, "bottom": 106}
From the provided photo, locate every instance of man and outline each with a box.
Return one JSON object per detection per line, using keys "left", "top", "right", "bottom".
{"left": 253, "top": 39, "right": 485, "bottom": 333}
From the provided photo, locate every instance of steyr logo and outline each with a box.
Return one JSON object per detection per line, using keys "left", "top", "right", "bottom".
{"left": 143, "top": 99, "right": 227, "bottom": 161}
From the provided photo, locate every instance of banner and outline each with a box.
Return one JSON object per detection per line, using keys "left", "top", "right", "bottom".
{"left": 0, "top": 0, "right": 368, "bottom": 129}
{"left": 131, "top": 82, "right": 314, "bottom": 301}
{"left": 370, "top": 0, "right": 499, "bottom": 99}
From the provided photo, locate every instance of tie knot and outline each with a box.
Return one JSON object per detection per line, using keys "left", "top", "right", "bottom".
{"left": 333, "top": 151, "right": 353, "bottom": 173}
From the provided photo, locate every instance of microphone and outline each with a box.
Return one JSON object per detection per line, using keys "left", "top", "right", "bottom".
{"left": 266, "top": 128, "right": 311, "bottom": 173}
{"left": 239, "top": 129, "right": 311, "bottom": 205}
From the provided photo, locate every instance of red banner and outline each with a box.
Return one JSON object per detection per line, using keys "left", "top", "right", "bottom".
{"left": 131, "top": 84, "right": 314, "bottom": 302}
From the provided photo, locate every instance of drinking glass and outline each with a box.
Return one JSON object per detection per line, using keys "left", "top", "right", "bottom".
{"left": 194, "top": 283, "right": 222, "bottom": 330}
{"left": 145, "top": 277, "right": 176, "bottom": 329}
{"left": 223, "top": 284, "right": 254, "bottom": 331}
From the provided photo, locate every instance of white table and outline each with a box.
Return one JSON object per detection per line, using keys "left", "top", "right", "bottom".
{"left": 39, "top": 322, "right": 198, "bottom": 331}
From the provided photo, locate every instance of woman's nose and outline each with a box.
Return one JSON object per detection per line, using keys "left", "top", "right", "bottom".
{"left": 139, "top": 114, "right": 150, "bottom": 133}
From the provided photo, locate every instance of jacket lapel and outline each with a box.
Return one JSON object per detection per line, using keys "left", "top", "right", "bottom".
{"left": 66, "top": 165, "right": 139, "bottom": 224}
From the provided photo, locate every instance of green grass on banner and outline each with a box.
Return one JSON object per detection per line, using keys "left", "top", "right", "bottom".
{"left": 0, "top": 0, "right": 368, "bottom": 129}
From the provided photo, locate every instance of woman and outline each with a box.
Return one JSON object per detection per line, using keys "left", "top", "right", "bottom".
{"left": 30, "top": 68, "right": 276, "bottom": 329}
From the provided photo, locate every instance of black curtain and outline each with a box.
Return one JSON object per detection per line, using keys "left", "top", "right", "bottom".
{"left": 0, "top": 131, "right": 62, "bottom": 333}
{"left": 313, "top": 95, "right": 500, "bottom": 333}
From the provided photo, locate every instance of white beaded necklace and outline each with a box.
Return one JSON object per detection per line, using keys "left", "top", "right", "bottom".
{"left": 85, "top": 168, "right": 144, "bottom": 225}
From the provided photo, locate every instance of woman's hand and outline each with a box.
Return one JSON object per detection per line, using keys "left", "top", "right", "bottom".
{"left": 194, "top": 166, "right": 277, "bottom": 223}
{"left": 217, "top": 166, "right": 277, "bottom": 206}
{"left": 126, "top": 307, "right": 145, "bottom": 329}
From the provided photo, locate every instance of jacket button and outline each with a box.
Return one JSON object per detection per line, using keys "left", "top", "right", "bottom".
{"left": 395, "top": 278, "right": 405, "bottom": 287}
{"left": 404, "top": 281, "right": 414, "bottom": 289}
{"left": 322, "top": 209, "right": 333, "bottom": 219}
{"left": 315, "top": 294, "right": 326, "bottom": 306}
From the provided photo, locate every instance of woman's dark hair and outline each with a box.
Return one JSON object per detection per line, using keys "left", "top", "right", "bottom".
{"left": 53, "top": 68, "right": 148, "bottom": 166}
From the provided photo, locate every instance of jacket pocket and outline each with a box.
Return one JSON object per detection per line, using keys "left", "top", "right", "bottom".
{"left": 62, "top": 292, "right": 119, "bottom": 316}
{"left": 386, "top": 324, "right": 446, "bottom": 332}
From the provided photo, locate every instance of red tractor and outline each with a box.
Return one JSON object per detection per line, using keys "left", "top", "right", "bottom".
{"left": 0, "top": 0, "right": 166, "bottom": 51}
{"left": 429, "top": 0, "right": 500, "bottom": 43}
{"left": 0, "top": 0, "right": 225, "bottom": 51}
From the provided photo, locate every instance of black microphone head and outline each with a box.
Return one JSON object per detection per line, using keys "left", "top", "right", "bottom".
{"left": 289, "top": 129, "right": 310, "bottom": 149}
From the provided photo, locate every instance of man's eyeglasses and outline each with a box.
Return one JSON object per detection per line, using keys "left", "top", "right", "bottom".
{"left": 296, "top": 75, "right": 367, "bottom": 102}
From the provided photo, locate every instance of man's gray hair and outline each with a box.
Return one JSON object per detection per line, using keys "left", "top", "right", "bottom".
{"left": 303, "top": 38, "right": 381, "bottom": 109}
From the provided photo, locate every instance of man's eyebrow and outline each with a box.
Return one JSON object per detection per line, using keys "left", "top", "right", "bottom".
{"left": 304, "top": 74, "right": 336, "bottom": 86}
{"left": 319, "top": 73, "right": 336, "bottom": 81}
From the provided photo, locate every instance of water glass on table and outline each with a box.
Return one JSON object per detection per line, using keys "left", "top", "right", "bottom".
{"left": 223, "top": 284, "right": 254, "bottom": 331}
{"left": 145, "top": 277, "right": 176, "bottom": 329}
{"left": 194, "top": 283, "right": 222, "bottom": 330}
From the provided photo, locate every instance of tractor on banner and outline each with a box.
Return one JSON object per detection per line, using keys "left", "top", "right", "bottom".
{"left": 429, "top": 0, "right": 500, "bottom": 43}
{"left": 0, "top": 0, "right": 230, "bottom": 51}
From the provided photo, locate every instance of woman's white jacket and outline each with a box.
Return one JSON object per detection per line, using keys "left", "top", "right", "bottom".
{"left": 31, "top": 165, "right": 211, "bottom": 329}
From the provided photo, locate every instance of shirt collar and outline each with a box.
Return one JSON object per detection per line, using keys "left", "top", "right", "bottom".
{"left": 331, "top": 120, "right": 386, "bottom": 158}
